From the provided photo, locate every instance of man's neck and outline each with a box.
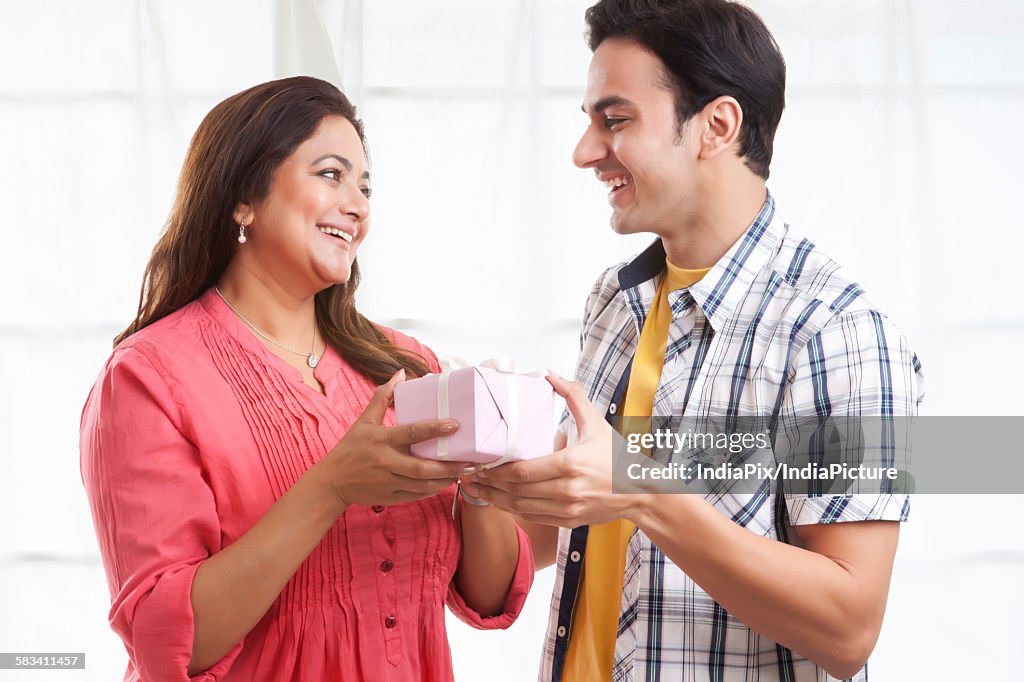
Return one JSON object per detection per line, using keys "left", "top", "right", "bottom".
{"left": 661, "top": 175, "right": 767, "bottom": 270}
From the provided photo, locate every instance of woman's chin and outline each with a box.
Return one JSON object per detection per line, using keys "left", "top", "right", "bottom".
{"left": 310, "top": 258, "right": 354, "bottom": 288}
{"left": 320, "top": 272, "right": 352, "bottom": 289}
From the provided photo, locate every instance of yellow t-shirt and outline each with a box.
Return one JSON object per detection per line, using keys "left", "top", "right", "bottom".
{"left": 563, "top": 258, "right": 711, "bottom": 681}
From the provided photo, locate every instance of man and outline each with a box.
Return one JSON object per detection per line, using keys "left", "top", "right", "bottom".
{"left": 463, "top": 0, "right": 923, "bottom": 680}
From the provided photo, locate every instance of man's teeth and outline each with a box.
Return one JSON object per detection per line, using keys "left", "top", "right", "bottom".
{"left": 318, "top": 226, "right": 353, "bottom": 243}
{"left": 603, "top": 176, "right": 631, "bottom": 189}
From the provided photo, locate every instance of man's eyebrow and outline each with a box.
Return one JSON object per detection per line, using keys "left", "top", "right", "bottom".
{"left": 582, "top": 95, "right": 633, "bottom": 114}
{"left": 311, "top": 153, "right": 370, "bottom": 180}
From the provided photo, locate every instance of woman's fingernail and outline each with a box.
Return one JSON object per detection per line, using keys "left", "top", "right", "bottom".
{"left": 440, "top": 421, "right": 459, "bottom": 432}
{"left": 461, "top": 465, "right": 482, "bottom": 476}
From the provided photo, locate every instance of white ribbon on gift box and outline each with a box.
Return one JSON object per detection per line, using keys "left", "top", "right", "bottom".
{"left": 435, "top": 357, "right": 544, "bottom": 467}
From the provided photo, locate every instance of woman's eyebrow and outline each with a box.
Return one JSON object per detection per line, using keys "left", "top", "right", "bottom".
{"left": 312, "top": 153, "right": 352, "bottom": 169}
{"left": 311, "top": 153, "right": 370, "bottom": 180}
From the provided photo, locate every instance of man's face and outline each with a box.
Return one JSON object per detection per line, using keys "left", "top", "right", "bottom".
{"left": 573, "top": 38, "right": 700, "bottom": 236}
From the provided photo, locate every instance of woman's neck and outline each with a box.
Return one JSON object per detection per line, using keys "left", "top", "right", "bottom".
{"left": 216, "top": 262, "right": 319, "bottom": 350}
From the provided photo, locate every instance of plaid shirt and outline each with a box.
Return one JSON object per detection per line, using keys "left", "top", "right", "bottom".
{"left": 540, "top": 194, "right": 923, "bottom": 682}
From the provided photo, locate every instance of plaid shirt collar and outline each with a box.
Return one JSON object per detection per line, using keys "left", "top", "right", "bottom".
{"left": 617, "top": 192, "right": 781, "bottom": 333}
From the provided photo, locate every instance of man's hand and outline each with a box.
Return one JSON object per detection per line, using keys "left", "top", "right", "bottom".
{"left": 463, "top": 372, "right": 637, "bottom": 528}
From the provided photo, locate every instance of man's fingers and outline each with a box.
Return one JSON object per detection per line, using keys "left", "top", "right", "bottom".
{"left": 478, "top": 451, "right": 566, "bottom": 485}
{"left": 463, "top": 471, "right": 567, "bottom": 499}
{"left": 384, "top": 419, "right": 460, "bottom": 448}
{"left": 471, "top": 482, "right": 575, "bottom": 519}
{"left": 546, "top": 372, "right": 600, "bottom": 436}
{"left": 359, "top": 369, "right": 406, "bottom": 425}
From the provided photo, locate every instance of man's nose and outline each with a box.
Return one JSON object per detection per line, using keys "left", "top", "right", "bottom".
{"left": 572, "top": 124, "right": 607, "bottom": 169}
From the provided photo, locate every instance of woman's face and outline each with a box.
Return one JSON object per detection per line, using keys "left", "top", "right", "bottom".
{"left": 238, "top": 115, "right": 371, "bottom": 294}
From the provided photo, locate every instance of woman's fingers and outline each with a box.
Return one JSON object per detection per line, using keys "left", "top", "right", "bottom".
{"left": 387, "top": 450, "right": 467, "bottom": 481}
{"left": 357, "top": 369, "right": 406, "bottom": 426}
{"left": 388, "top": 490, "right": 449, "bottom": 506}
{"left": 330, "top": 405, "right": 468, "bottom": 505}
{"left": 384, "top": 419, "right": 460, "bottom": 448}
{"left": 392, "top": 474, "right": 458, "bottom": 494}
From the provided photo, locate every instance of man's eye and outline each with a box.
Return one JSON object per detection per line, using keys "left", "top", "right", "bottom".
{"left": 604, "top": 118, "right": 627, "bottom": 129}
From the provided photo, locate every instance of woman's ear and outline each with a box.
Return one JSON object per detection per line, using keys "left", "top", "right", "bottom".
{"left": 233, "top": 203, "right": 254, "bottom": 227}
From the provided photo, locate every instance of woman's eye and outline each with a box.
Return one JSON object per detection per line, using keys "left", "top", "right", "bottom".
{"left": 604, "top": 117, "right": 627, "bottom": 129}
{"left": 360, "top": 187, "right": 373, "bottom": 199}
{"left": 320, "top": 168, "right": 343, "bottom": 181}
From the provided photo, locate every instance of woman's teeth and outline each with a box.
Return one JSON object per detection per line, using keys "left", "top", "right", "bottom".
{"left": 604, "top": 176, "right": 631, "bottom": 190}
{"left": 318, "top": 226, "right": 353, "bottom": 243}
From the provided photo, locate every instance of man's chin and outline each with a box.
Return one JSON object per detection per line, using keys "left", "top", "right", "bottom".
{"left": 609, "top": 212, "right": 639, "bottom": 236}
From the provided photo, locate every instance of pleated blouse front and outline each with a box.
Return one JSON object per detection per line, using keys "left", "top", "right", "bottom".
{"left": 79, "top": 289, "right": 534, "bottom": 682}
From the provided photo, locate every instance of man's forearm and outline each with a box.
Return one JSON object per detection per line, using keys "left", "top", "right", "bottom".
{"left": 626, "top": 494, "right": 898, "bottom": 679}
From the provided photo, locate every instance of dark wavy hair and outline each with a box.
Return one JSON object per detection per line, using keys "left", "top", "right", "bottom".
{"left": 114, "top": 76, "right": 431, "bottom": 384}
{"left": 585, "top": 0, "right": 786, "bottom": 179}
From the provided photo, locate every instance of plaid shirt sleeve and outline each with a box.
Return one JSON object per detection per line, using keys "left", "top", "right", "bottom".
{"left": 558, "top": 265, "right": 620, "bottom": 444}
{"left": 780, "top": 309, "right": 924, "bottom": 526}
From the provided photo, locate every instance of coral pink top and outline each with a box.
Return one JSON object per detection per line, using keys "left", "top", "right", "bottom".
{"left": 80, "top": 289, "right": 534, "bottom": 682}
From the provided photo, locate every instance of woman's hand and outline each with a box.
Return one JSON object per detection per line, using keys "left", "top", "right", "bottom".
{"left": 311, "top": 370, "right": 468, "bottom": 509}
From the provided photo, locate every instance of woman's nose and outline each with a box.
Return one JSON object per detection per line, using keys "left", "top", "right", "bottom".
{"left": 342, "top": 184, "right": 369, "bottom": 222}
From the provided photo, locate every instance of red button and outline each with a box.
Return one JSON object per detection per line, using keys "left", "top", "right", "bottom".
{"left": 372, "top": 505, "right": 385, "bottom": 514}
{"left": 380, "top": 559, "right": 393, "bottom": 573}
{"left": 384, "top": 615, "right": 397, "bottom": 629}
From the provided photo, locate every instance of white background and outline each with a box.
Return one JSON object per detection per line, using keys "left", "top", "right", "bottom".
{"left": 0, "top": 0, "right": 1022, "bottom": 680}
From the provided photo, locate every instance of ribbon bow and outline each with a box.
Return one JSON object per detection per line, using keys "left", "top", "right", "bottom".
{"left": 441, "top": 356, "right": 522, "bottom": 374}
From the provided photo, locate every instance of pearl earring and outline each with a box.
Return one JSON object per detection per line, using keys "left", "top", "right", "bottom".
{"left": 237, "top": 221, "right": 247, "bottom": 244}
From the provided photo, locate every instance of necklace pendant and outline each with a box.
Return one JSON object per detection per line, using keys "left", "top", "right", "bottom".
{"left": 307, "top": 353, "right": 319, "bottom": 369}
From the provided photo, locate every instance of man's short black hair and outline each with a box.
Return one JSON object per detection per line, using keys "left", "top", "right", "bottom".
{"left": 585, "top": 0, "right": 786, "bottom": 179}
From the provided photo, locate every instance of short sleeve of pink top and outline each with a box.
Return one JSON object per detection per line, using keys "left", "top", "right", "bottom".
{"left": 79, "top": 289, "right": 534, "bottom": 682}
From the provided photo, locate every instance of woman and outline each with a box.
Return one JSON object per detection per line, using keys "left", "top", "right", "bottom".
{"left": 80, "top": 76, "right": 533, "bottom": 682}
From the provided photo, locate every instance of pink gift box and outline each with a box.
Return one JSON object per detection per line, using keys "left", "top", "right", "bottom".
{"left": 394, "top": 366, "right": 555, "bottom": 465}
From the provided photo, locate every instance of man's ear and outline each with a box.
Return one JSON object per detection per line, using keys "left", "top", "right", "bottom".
{"left": 697, "top": 96, "right": 743, "bottom": 161}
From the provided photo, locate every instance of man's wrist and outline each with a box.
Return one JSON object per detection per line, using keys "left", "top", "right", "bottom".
{"left": 620, "top": 492, "right": 654, "bottom": 528}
